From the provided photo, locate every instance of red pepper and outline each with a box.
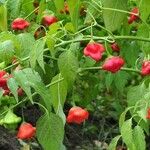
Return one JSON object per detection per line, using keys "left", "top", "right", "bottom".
{"left": 0, "top": 71, "right": 11, "bottom": 87}
{"left": 84, "top": 42, "right": 105, "bottom": 61}
{"left": 141, "top": 60, "right": 150, "bottom": 76}
{"left": 111, "top": 42, "right": 120, "bottom": 52}
{"left": 128, "top": 7, "right": 139, "bottom": 24}
{"left": 102, "top": 56, "right": 125, "bottom": 73}
{"left": 42, "top": 16, "right": 58, "bottom": 27}
{"left": 12, "top": 18, "right": 30, "bottom": 30}
{"left": 67, "top": 107, "right": 89, "bottom": 124}
{"left": 146, "top": 108, "right": 150, "bottom": 119}
{"left": 17, "top": 123, "right": 36, "bottom": 140}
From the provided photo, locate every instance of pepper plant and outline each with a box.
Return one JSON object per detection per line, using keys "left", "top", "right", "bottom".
{"left": 0, "top": 0, "right": 150, "bottom": 149}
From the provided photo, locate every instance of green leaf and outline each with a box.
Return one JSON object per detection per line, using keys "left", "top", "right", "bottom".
{"left": 139, "top": 0, "right": 150, "bottom": 22}
{"left": 137, "top": 108, "right": 147, "bottom": 122}
{"left": 127, "top": 84, "right": 147, "bottom": 107}
{"left": 36, "top": 0, "right": 46, "bottom": 23}
{"left": 21, "top": 0, "right": 34, "bottom": 19}
{"left": 65, "top": 22, "right": 75, "bottom": 33}
{"left": 121, "top": 41, "right": 140, "bottom": 67}
{"left": 49, "top": 74, "right": 67, "bottom": 124}
{"left": 7, "top": 78, "right": 19, "bottom": 103}
{"left": 49, "top": 74, "right": 67, "bottom": 108}
{"left": 108, "top": 135, "right": 121, "bottom": 150}
{"left": 66, "top": 0, "right": 80, "bottom": 31}
{"left": 114, "top": 71, "right": 129, "bottom": 93}
{"left": 48, "top": 22, "right": 60, "bottom": 35}
{"left": 0, "top": 0, "right": 6, "bottom": 5}
{"left": 53, "top": 0, "right": 64, "bottom": 13}
{"left": 30, "top": 38, "right": 45, "bottom": 72}
{"left": 36, "top": 113, "right": 64, "bottom": 150}
{"left": 46, "top": 37, "right": 55, "bottom": 57}
{"left": 102, "top": 0, "right": 127, "bottom": 32}
{"left": 105, "top": 73, "right": 114, "bottom": 90}
{"left": 0, "top": 40, "right": 14, "bottom": 64}
{"left": 84, "top": 0, "right": 101, "bottom": 24}
{"left": 7, "top": 0, "right": 22, "bottom": 19}
{"left": 13, "top": 70, "right": 33, "bottom": 103}
{"left": 127, "top": 84, "right": 150, "bottom": 135}
{"left": 58, "top": 50, "right": 78, "bottom": 88}
{"left": 119, "top": 107, "right": 133, "bottom": 129}
{"left": 137, "top": 24, "right": 150, "bottom": 55}
{"left": 0, "top": 4, "right": 7, "bottom": 31}
{"left": 22, "top": 68, "right": 52, "bottom": 111}
{"left": 120, "top": 119, "right": 135, "bottom": 150}
{"left": 17, "top": 33, "right": 35, "bottom": 58}
{"left": 133, "top": 125, "right": 146, "bottom": 150}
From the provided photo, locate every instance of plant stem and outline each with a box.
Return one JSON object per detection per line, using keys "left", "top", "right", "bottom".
{"left": 43, "top": 55, "right": 58, "bottom": 60}
{"left": 121, "top": 67, "right": 141, "bottom": 74}
{"left": 55, "top": 35, "right": 150, "bottom": 48}
{"left": 3, "top": 57, "right": 29, "bottom": 70}
{"left": 114, "top": 35, "right": 150, "bottom": 42}
{"left": 3, "top": 35, "right": 150, "bottom": 71}
{"left": 78, "top": 66, "right": 141, "bottom": 74}
{"left": 24, "top": 7, "right": 39, "bottom": 20}
{"left": 101, "top": 7, "right": 138, "bottom": 16}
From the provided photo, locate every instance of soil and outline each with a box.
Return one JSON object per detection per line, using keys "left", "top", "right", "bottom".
{"left": 0, "top": 125, "right": 20, "bottom": 150}
{"left": 0, "top": 105, "right": 128, "bottom": 150}
{"left": 15, "top": 104, "right": 42, "bottom": 126}
{"left": 64, "top": 114, "right": 118, "bottom": 150}
{"left": 0, "top": 104, "right": 43, "bottom": 150}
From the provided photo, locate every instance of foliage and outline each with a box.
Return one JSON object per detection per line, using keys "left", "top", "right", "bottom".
{"left": 0, "top": 0, "right": 150, "bottom": 150}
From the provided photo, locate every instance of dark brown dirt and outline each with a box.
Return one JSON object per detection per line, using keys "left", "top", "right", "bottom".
{"left": 0, "top": 125, "right": 20, "bottom": 150}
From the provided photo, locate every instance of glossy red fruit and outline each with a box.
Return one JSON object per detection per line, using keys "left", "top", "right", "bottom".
{"left": 17, "top": 123, "right": 36, "bottom": 140}
{"left": 102, "top": 56, "right": 125, "bottom": 73}
{"left": 12, "top": 18, "right": 30, "bottom": 30}
{"left": 111, "top": 42, "right": 120, "bottom": 52}
{"left": 0, "top": 71, "right": 11, "bottom": 87}
{"left": 141, "top": 61, "right": 150, "bottom": 76}
{"left": 84, "top": 42, "right": 105, "bottom": 61}
{"left": 42, "top": 16, "right": 58, "bottom": 27}
{"left": 67, "top": 107, "right": 89, "bottom": 124}
{"left": 146, "top": 108, "right": 150, "bottom": 119}
{"left": 128, "top": 7, "right": 139, "bottom": 24}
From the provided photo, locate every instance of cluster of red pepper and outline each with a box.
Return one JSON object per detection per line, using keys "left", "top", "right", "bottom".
{"left": 8, "top": 4, "right": 150, "bottom": 140}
